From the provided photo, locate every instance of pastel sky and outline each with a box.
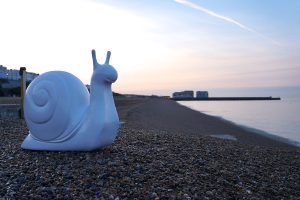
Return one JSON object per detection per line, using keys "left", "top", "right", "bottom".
{"left": 0, "top": 0, "right": 299, "bottom": 95}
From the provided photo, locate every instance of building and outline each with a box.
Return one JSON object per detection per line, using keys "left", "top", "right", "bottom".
{"left": 172, "top": 90, "right": 194, "bottom": 98}
{"left": 7, "top": 69, "right": 19, "bottom": 80}
{"left": 26, "top": 72, "right": 39, "bottom": 82}
{"left": 1, "top": 65, "right": 19, "bottom": 80}
{"left": 0, "top": 65, "right": 38, "bottom": 81}
{"left": 0, "top": 65, "right": 8, "bottom": 79}
{"left": 1, "top": 80, "right": 20, "bottom": 89}
{"left": 196, "top": 91, "right": 209, "bottom": 98}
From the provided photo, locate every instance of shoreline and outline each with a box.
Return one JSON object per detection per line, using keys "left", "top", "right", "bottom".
{"left": 238, "top": 123, "right": 300, "bottom": 148}
{"left": 116, "top": 97, "right": 298, "bottom": 149}
{"left": 211, "top": 114, "right": 300, "bottom": 148}
{"left": 0, "top": 96, "right": 298, "bottom": 149}
{"left": 177, "top": 101, "right": 300, "bottom": 148}
{"left": 175, "top": 100, "right": 299, "bottom": 149}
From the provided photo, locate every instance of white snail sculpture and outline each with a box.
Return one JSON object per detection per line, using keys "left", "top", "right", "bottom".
{"left": 21, "top": 50, "right": 119, "bottom": 151}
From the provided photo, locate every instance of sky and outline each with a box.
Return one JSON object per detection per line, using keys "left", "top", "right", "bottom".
{"left": 0, "top": 0, "right": 299, "bottom": 96}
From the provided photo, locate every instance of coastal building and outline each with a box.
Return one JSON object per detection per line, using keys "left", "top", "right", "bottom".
{"left": 0, "top": 65, "right": 7, "bottom": 79}
{"left": 172, "top": 90, "right": 194, "bottom": 98}
{"left": 1, "top": 80, "right": 20, "bottom": 89}
{"left": 0, "top": 65, "right": 38, "bottom": 81}
{"left": 26, "top": 72, "right": 39, "bottom": 81}
{"left": 7, "top": 69, "right": 19, "bottom": 80}
{"left": 196, "top": 91, "right": 209, "bottom": 98}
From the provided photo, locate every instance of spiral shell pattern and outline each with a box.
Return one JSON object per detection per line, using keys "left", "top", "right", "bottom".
{"left": 24, "top": 71, "right": 90, "bottom": 141}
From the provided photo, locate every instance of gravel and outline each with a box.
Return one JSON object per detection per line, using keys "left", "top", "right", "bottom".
{"left": 0, "top": 119, "right": 300, "bottom": 199}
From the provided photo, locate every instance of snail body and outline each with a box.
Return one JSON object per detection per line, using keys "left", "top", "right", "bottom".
{"left": 21, "top": 50, "right": 119, "bottom": 151}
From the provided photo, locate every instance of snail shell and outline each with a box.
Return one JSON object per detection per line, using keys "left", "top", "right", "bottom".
{"left": 24, "top": 71, "right": 89, "bottom": 142}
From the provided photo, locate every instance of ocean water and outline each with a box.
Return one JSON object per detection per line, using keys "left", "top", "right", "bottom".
{"left": 179, "top": 97, "right": 300, "bottom": 146}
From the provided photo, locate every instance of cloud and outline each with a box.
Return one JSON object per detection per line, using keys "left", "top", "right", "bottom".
{"left": 174, "top": 0, "right": 280, "bottom": 45}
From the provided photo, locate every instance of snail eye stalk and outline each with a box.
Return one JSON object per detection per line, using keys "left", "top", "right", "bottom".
{"left": 105, "top": 51, "right": 111, "bottom": 65}
{"left": 92, "top": 49, "right": 98, "bottom": 71}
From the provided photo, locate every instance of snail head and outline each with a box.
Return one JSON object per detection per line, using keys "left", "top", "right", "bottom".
{"left": 91, "top": 49, "right": 118, "bottom": 83}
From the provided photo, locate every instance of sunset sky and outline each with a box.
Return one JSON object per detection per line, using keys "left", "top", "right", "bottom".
{"left": 0, "top": 0, "right": 299, "bottom": 96}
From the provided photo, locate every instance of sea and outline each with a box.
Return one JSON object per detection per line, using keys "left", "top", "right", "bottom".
{"left": 178, "top": 87, "right": 300, "bottom": 147}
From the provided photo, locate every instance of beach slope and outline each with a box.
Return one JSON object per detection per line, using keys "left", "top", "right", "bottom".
{"left": 0, "top": 97, "right": 299, "bottom": 199}
{"left": 116, "top": 97, "right": 296, "bottom": 149}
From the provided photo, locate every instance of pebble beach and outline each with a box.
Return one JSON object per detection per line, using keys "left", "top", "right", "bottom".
{"left": 0, "top": 97, "right": 299, "bottom": 199}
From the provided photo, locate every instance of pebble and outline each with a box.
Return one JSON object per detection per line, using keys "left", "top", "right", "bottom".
{"left": 183, "top": 193, "right": 191, "bottom": 200}
{"left": 0, "top": 119, "right": 299, "bottom": 199}
{"left": 150, "top": 192, "right": 158, "bottom": 199}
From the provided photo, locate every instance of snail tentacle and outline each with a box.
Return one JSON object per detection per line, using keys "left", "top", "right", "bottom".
{"left": 92, "top": 49, "right": 98, "bottom": 70}
{"left": 105, "top": 51, "right": 111, "bottom": 65}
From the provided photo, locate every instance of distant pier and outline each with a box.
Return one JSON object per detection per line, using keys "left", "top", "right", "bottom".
{"left": 171, "top": 97, "right": 281, "bottom": 101}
